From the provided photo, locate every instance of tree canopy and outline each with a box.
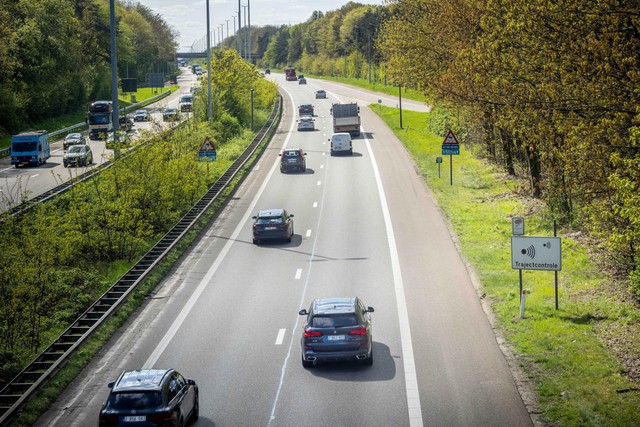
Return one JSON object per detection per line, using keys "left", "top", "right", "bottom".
{"left": 0, "top": 0, "right": 178, "bottom": 136}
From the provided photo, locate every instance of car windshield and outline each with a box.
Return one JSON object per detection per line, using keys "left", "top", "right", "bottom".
{"left": 165, "top": 109, "right": 176, "bottom": 114}
{"left": 312, "top": 315, "right": 358, "bottom": 328}
{"left": 88, "top": 115, "right": 110, "bottom": 125}
{"left": 66, "top": 134, "right": 81, "bottom": 141}
{"left": 256, "top": 216, "right": 284, "bottom": 225}
{"left": 135, "top": 110, "right": 145, "bottom": 114}
{"left": 68, "top": 145, "right": 84, "bottom": 153}
{"left": 106, "top": 391, "right": 162, "bottom": 410}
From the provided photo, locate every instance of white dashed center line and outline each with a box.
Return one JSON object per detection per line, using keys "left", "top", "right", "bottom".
{"left": 306, "top": 229, "right": 311, "bottom": 237}
{"left": 295, "top": 269, "right": 302, "bottom": 279}
{"left": 275, "top": 329, "right": 286, "bottom": 345}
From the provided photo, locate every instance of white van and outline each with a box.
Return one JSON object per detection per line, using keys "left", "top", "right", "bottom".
{"left": 329, "top": 132, "right": 352, "bottom": 156}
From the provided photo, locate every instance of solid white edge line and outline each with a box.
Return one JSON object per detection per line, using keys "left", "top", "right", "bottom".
{"left": 142, "top": 90, "right": 297, "bottom": 369}
{"left": 363, "top": 129, "right": 424, "bottom": 426}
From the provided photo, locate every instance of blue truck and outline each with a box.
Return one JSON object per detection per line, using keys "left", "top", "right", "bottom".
{"left": 10, "top": 130, "right": 51, "bottom": 168}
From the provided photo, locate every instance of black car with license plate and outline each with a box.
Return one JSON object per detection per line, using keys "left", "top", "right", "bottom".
{"left": 299, "top": 297, "right": 374, "bottom": 367}
{"left": 99, "top": 369, "right": 198, "bottom": 427}
{"left": 252, "top": 209, "right": 294, "bottom": 244}
{"left": 298, "top": 104, "right": 314, "bottom": 116}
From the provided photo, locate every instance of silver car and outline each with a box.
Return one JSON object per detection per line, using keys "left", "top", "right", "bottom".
{"left": 297, "top": 116, "right": 315, "bottom": 131}
{"left": 64, "top": 132, "right": 84, "bottom": 150}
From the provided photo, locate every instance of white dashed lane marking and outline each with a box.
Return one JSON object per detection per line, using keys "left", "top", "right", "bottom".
{"left": 275, "top": 329, "right": 286, "bottom": 345}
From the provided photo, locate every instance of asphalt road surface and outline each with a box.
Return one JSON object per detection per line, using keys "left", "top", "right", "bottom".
{"left": 36, "top": 74, "right": 532, "bottom": 427}
{"left": 0, "top": 68, "right": 198, "bottom": 213}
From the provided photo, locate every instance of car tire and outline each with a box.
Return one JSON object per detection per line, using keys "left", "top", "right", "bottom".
{"left": 302, "top": 356, "right": 313, "bottom": 368}
{"left": 363, "top": 349, "right": 374, "bottom": 366}
{"left": 253, "top": 238, "right": 258, "bottom": 244}
{"left": 349, "top": 149, "right": 353, "bottom": 155}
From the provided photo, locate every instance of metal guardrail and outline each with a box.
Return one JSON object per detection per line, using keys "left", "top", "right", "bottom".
{"left": 0, "top": 96, "right": 282, "bottom": 426}
{"left": 0, "top": 90, "right": 172, "bottom": 158}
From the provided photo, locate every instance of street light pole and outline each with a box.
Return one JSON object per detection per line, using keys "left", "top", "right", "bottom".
{"left": 109, "top": 0, "right": 119, "bottom": 136}
{"left": 250, "top": 88, "right": 254, "bottom": 131}
{"left": 238, "top": 1, "right": 241, "bottom": 54}
{"left": 242, "top": 5, "right": 247, "bottom": 61}
{"left": 226, "top": 20, "right": 230, "bottom": 47}
{"left": 206, "top": 0, "right": 212, "bottom": 120}
{"left": 398, "top": 84, "right": 403, "bottom": 129}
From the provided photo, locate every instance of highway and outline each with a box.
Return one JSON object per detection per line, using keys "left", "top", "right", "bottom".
{"left": 36, "top": 74, "right": 532, "bottom": 426}
{"left": 0, "top": 69, "right": 198, "bottom": 213}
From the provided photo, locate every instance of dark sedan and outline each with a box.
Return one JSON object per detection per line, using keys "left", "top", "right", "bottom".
{"left": 252, "top": 209, "right": 294, "bottom": 244}
{"left": 63, "top": 144, "right": 93, "bottom": 167}
{"left": 299, "top": 297, "right": 374, "bottom": 367}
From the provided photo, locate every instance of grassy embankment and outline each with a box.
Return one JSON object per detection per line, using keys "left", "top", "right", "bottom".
{"left": 0, "top": 86, "right": 178, "bottom": 150}
{"left": 369, "top": 103, "right": 640, "bottom": 425}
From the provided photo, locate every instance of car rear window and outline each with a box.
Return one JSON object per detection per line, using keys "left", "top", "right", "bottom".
{"left": 312, "top": 315, "right": 358, "bottom": 328}
{"left": 257, "top": 216, "right": 284, "bottom": 224}
{"left": 284, "top": 151, "right": 300, "bottom": 157}
{"left": 106, "top": 391, "right": 162, "bottom": 410}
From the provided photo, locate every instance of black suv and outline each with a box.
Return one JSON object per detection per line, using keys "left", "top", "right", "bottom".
{"left": 298, "top": 104, "right": 314, "bottom": 116}
{"left": 252, "top": 209, "right": 294, "bottom": 244}
{"left": 299, "top": 297, "right": 374, "bottom": 368}
{"left": 99, "top": 369, "right": 199, "bottom": 426}
{"left": 280, "top": 148, "right": 306, "bottom": 173}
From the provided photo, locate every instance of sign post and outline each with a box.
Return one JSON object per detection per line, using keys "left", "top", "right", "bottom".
{"left": 436, "top": 156, "right": 442, "bottom": 178}
{"left": 441, "top": 129, "right": 460, "bottom": 185}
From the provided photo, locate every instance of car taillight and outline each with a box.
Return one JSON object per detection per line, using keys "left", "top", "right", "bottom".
{"left": 349, "top": 327, "right": 367, "bottom": 335}
{"left": 305, "top": 330, "right": 322, "bottom": 337}
{"left": 98, "top": 414, "right": 119, "bottom": 426}
{"left": 149, "top": 410, "right": 175, "bottom": 423}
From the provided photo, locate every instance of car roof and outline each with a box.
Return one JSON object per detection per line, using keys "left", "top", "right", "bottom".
{"left": 311, "top": 297, "right": 358, "bottom": 314}
{"left": 257, "top": 208, "right": 285, "bottom": 217}
{"left": 112, "top": 369, "right": 172, "bottom": 392}
{"left": 135, "top": 110, "right": 147, "bottom": 113}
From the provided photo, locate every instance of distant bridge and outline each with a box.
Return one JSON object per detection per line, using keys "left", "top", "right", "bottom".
{"left": 176, "top": 34, "right": 260, "bottom": 62}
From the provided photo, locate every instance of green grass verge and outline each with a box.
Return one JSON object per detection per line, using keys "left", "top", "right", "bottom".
{"left": 369, "top": 104, "right": 640, "bottom": 426}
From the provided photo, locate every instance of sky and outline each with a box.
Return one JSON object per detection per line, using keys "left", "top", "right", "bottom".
{"left": 141, "top": 0, "right": 384, "bottom": 51}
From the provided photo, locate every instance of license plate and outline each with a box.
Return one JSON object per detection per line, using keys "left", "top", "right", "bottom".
{"left": 265, "top": 226, "right": 277, "bottom": 230}
{"left": 123, "top": 415, "right": 146, "bottom": 422}
{"left": 327, "top": 335, "right": 346, "bottom": 341}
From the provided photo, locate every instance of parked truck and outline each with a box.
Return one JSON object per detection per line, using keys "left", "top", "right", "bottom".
{"left": 285, "top": 67, "right": 297, "bottom": 81}
{"left": 10, "top": 130, "right": 50, "bottom": 168}
{"left": 87, "top": 100, "right": 113, "bottom": 140}
{"left": 330, "top": 103, "right": 361, "bottom": 137}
